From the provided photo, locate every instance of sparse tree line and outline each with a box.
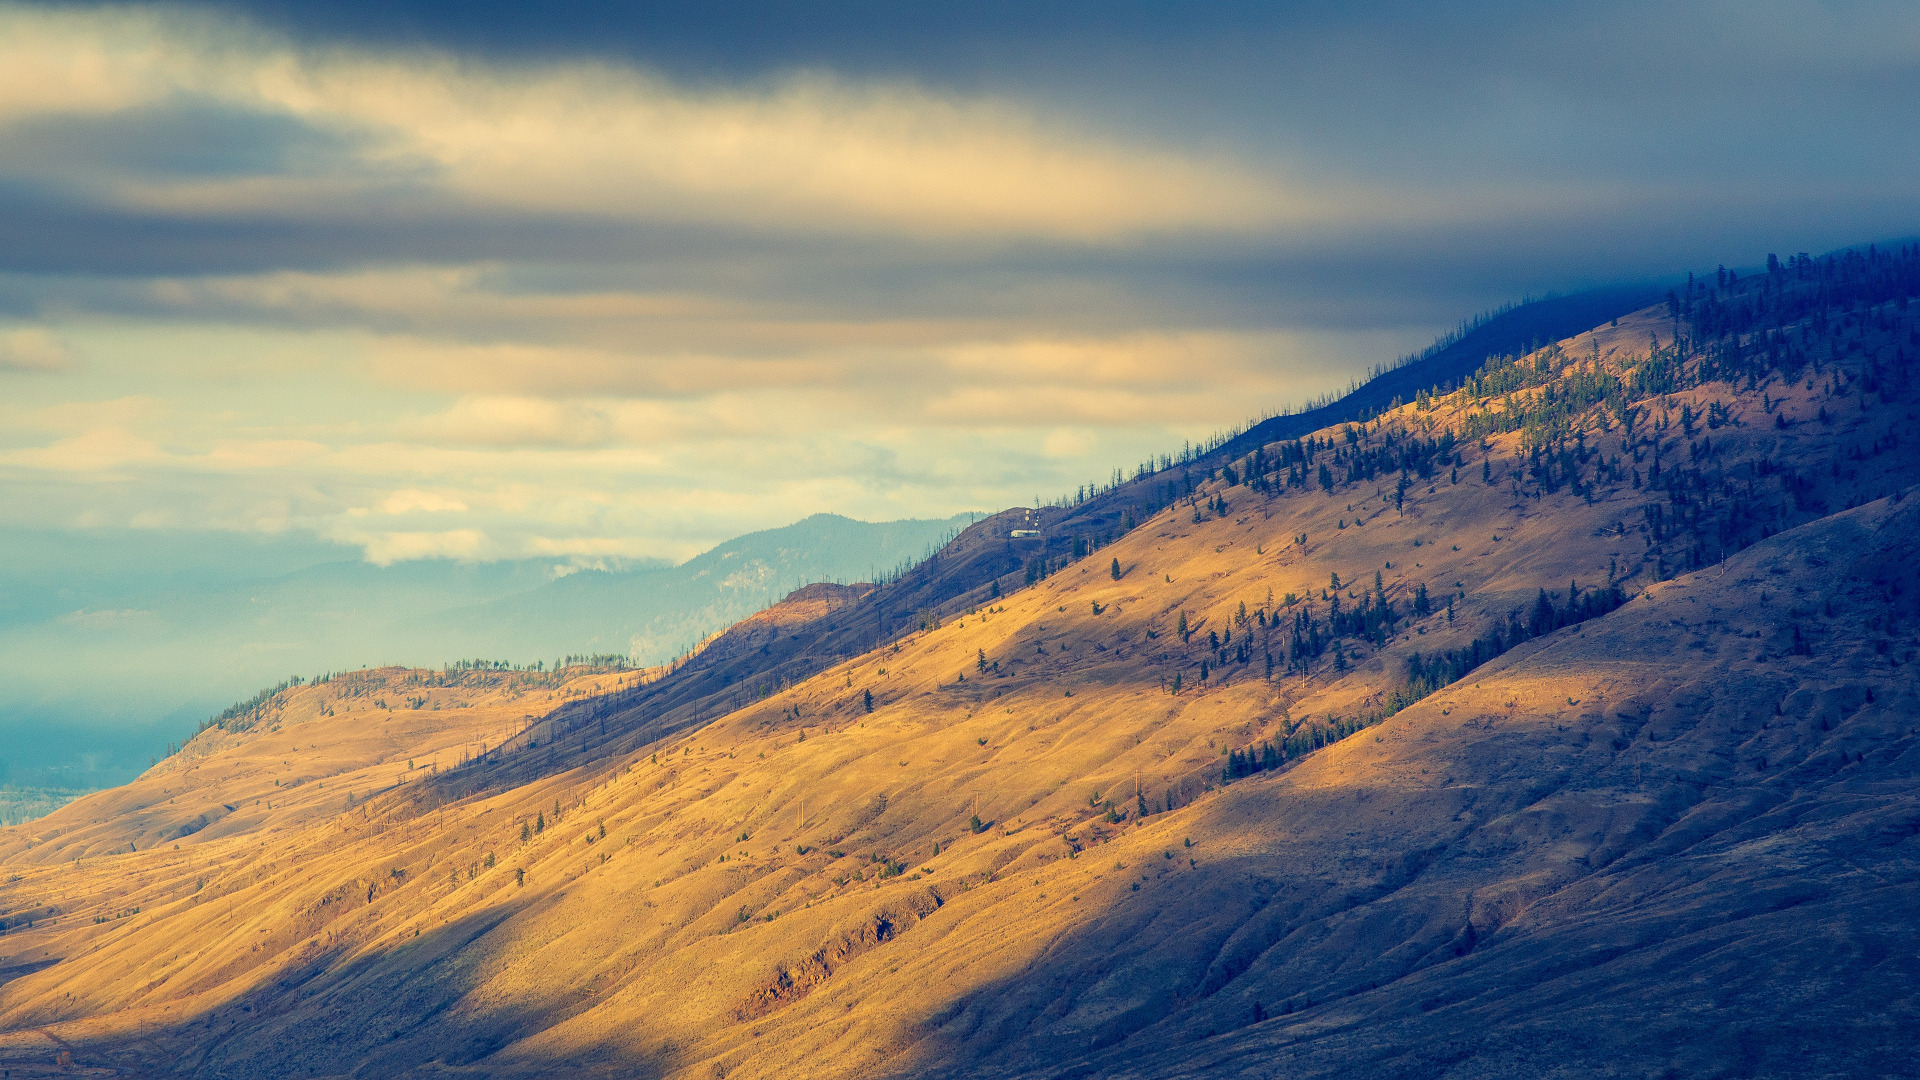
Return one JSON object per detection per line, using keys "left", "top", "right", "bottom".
{"left": 1220, "top": 582, "right": 1627, "bottom": 781}
{"left": 175, "top": 656, "right": 644, "bottom": 759}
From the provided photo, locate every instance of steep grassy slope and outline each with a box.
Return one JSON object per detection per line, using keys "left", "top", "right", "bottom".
{"left": 3, "top": 250, "right": 1920, "bottom": 1078}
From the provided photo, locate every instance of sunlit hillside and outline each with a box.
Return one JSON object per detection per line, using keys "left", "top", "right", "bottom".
{"left": 4, "top": 248, "right": 1920, "bottom": 1078}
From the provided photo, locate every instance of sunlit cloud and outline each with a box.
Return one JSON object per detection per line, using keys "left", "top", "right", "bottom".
{"left": 331, "top": 526, "right": 490, "bottom": 566}
{"left": 5, "top": 0, "right": 1901, "bottom": 572}
{"left": 0, "top": 327, "right": 74, "bottom": 372}
{"left": 378, "top": 488, "right": 469, "bottom": 514}
{"left": 0, "top": 4, "right": 1306, "bottom": 242}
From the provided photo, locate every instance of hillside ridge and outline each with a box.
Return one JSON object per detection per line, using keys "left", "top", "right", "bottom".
{"left": 4, "top": 243, "right": 1920, "bottom": 1078}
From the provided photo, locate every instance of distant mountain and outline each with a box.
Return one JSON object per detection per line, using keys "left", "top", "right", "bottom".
{"left": 437, "top": 512, "right": 979, "bottom": 664}
{"left": 0, "top": 512, "right": 974, "bottom": 786}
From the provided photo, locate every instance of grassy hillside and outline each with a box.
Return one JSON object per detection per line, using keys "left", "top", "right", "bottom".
{"left": 4, "top": 247, "right": 1919, "bottom": 1078}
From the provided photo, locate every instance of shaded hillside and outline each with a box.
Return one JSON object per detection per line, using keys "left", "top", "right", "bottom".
{"left": 5, "top": 243, "right": 1920, "bottom": 1080}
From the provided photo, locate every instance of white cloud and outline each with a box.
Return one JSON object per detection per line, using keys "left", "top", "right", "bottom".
{"left": 413, "top": 396, "right": 614, "bottom": 448}
{"left": 0, "top": 328, "right": 74, "bottom": 372}
{"left": 379, "top": 489, "right": 469, "bottom": 514}
{"left": 335, "top": 527, "right": 490, "bottom": 566}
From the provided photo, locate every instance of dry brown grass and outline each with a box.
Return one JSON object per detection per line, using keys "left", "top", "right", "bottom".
{"left": 3, "top": 300, "right": 1919, "bottom": 1078}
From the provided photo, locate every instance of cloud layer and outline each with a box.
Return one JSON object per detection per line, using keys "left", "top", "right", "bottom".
{"left": 1, "top": 1, "right": 1915, "bottom": 565}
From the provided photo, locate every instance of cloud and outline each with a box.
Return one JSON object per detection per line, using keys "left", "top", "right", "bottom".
{"left": 1040, "top": 428, "right": 1097, "bottom": 458}
{"left": 1, "top": 0, "right": 1912, "bottom": 574}
{"left": 0, "top": 5, "right": 1299, "bottom": 243}
{"left": 333, "top": 527, "right": 489, "bottom": 566}
{"left": 412, "top": 396, "right": 615, "bottom": 448}
{"left": 0, "top": 327, "right": 73, "bottom": 371}
{"left": 379, "top": 489, "right": 468, "bottom": 514}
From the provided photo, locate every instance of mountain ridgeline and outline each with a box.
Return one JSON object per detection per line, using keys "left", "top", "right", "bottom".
{"left": 5, "top": 244, "right": 1920, "bottom": 1079}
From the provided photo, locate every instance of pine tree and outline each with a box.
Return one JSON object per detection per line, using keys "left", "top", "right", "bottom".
{"left": 1529, "top": 589, "right": 1555, "bottom": 637}
{"left": 1111, "top": 557, "right": 1122, "bottom": 580}
{"left": 863, "top": 689, "right": 874, "bottom": 713}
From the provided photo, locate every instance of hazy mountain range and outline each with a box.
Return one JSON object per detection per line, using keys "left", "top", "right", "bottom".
{"left": 0, "top": 512, "right": 974, "bottom": 789}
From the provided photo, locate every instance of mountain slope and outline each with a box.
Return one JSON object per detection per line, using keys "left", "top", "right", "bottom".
{"left": 4, "top": 245, "right": 1920, "bottom": 1078}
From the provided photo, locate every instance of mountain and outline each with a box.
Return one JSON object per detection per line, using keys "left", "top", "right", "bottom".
{"left": 3, "top": 245, "right": 1919, "bottom": 1078}
{"left": 0, "top": 512, "right": 973, "bottom": 792}
{"left": 451, "top": 512, "right": 978, "bottom": 665}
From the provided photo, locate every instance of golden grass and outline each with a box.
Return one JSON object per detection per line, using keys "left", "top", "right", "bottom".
{"left": 3, "top": 300, "right": 1919, "bottom": 1078}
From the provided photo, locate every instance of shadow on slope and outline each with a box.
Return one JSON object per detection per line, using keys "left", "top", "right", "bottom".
{"left": 0, "top": 897, "right": 679, "bottom": 1080}
{"left": 872, "top": 497, "right": 1920, "bottom": 1080}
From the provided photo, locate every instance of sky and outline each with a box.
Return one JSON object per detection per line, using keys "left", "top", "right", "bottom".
{"left": 3, "top": 1, "right": 1918, "bottom": 568}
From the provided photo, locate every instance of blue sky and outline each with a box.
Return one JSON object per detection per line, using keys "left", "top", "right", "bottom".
{"left": 2, "top": 0, "right": 1917, "bottom": 565}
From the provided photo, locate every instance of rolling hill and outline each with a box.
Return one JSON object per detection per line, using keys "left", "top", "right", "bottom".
{"left": 3, "top": 247, "right": 1919, "bottom": 1079}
